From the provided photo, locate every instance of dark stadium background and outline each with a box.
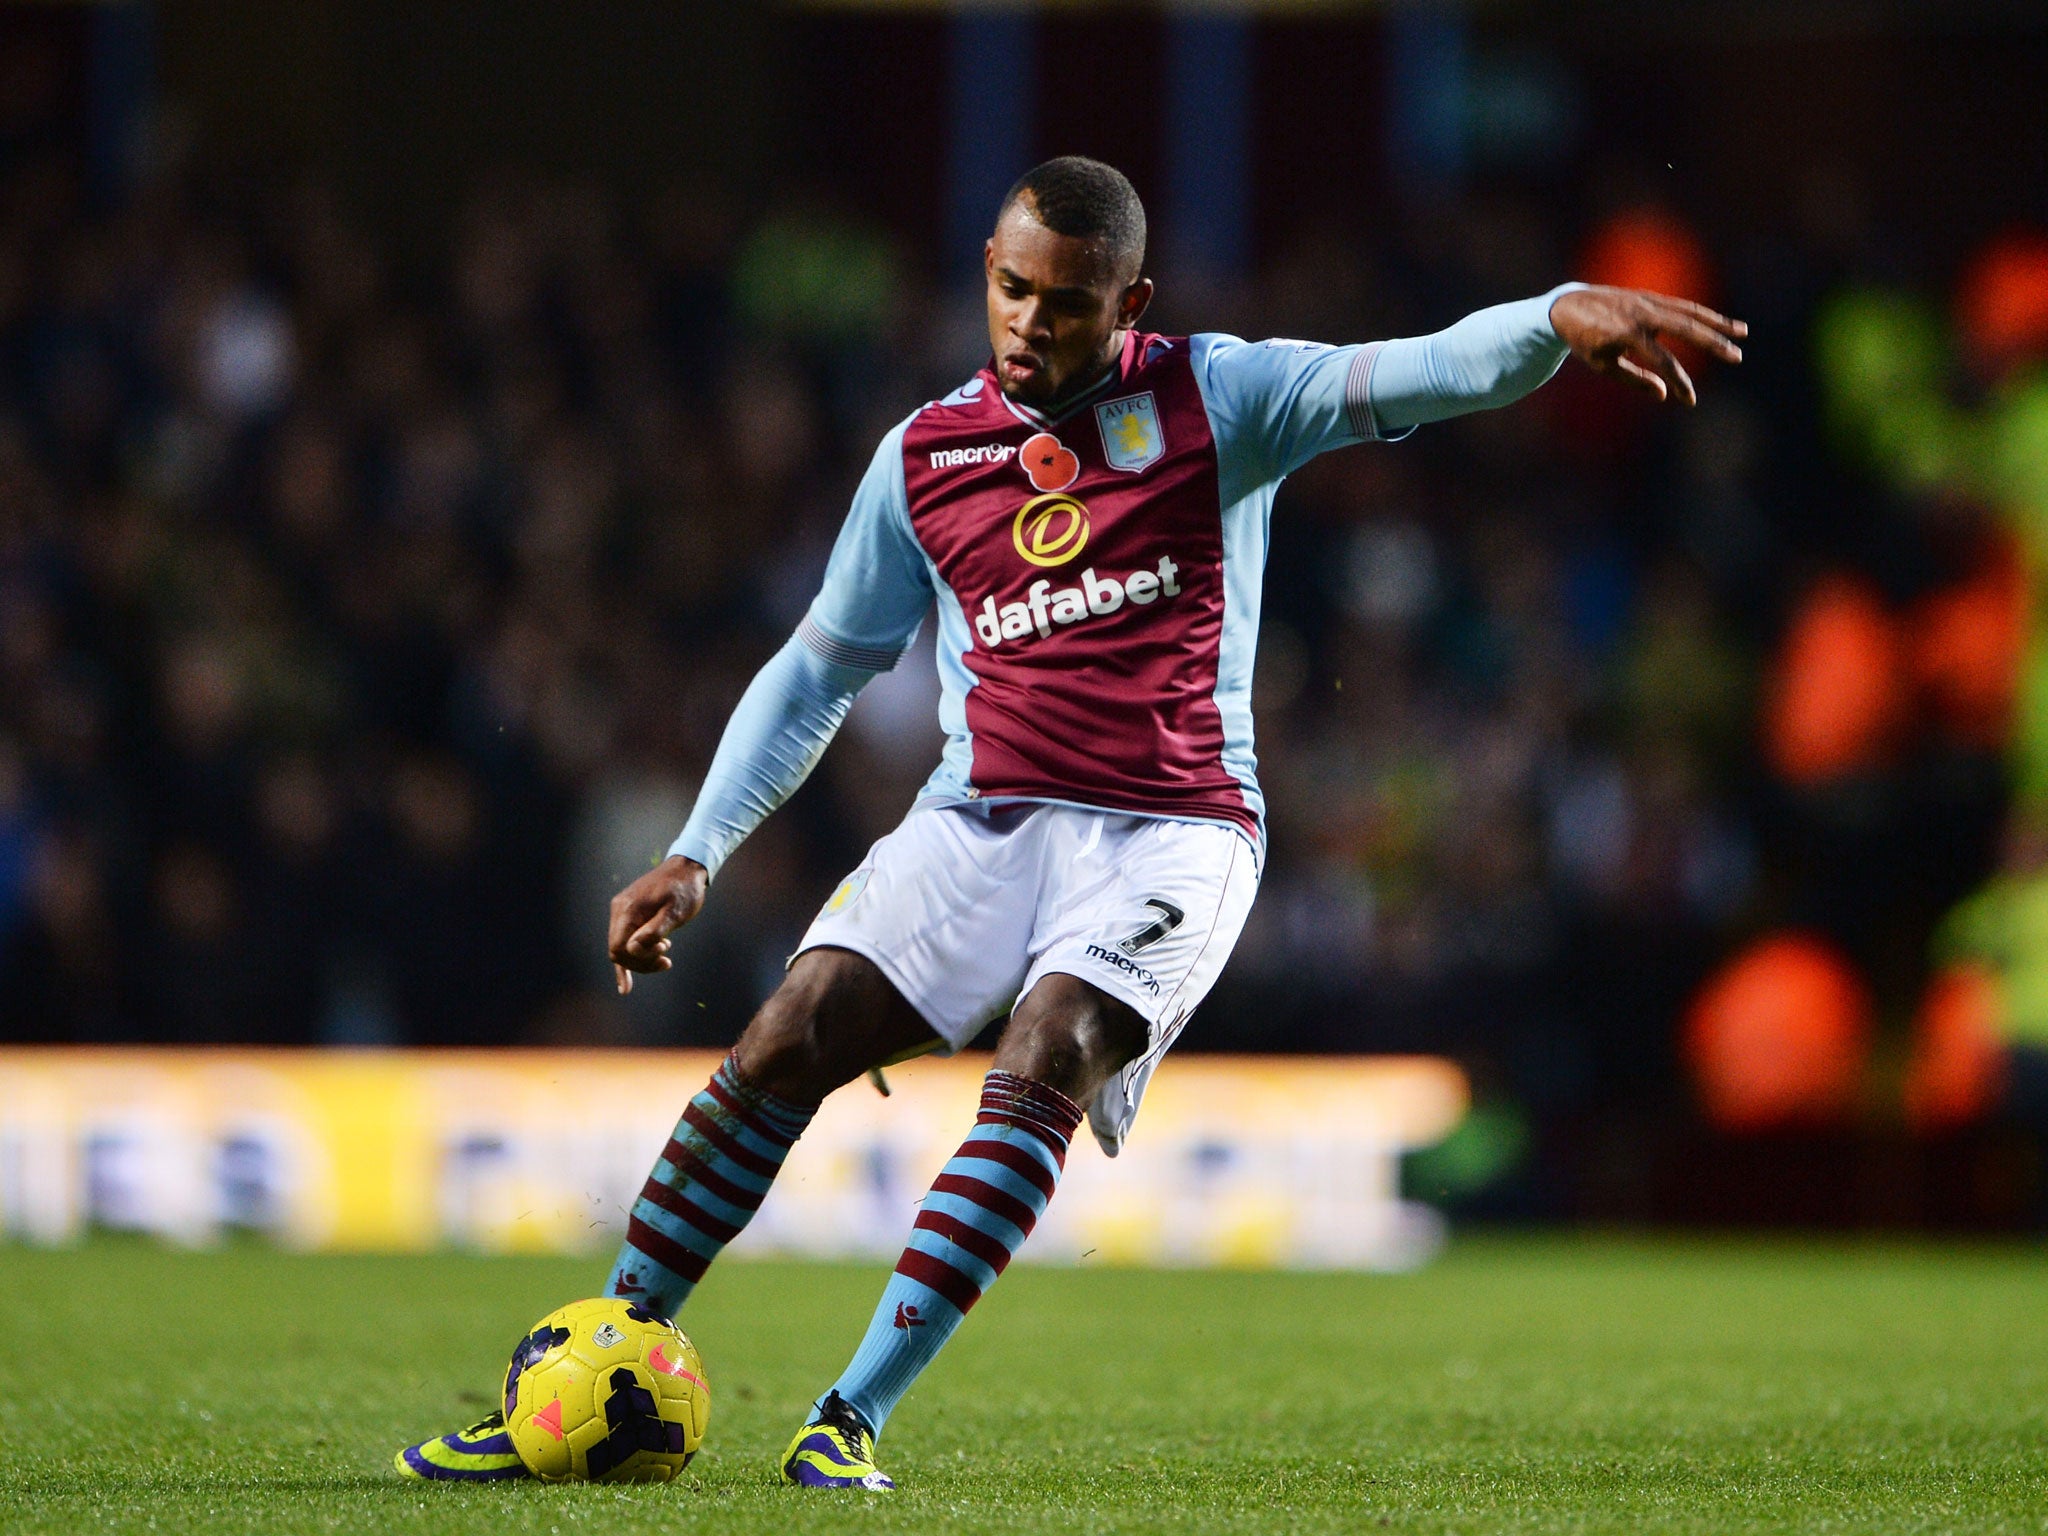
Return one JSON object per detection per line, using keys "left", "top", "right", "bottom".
{"left": 3, "top": 0, "right": 2046, "bottom": 1227}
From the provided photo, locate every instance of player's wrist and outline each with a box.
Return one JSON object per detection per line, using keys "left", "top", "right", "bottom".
{"left": 1544, "top": 282, "right": 1591, "bottom": 339}
{"left": 663, "top": 843, "right": 715, "bottom": 881}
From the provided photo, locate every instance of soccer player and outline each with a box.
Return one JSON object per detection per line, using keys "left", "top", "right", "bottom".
{"left": 397, "top": 157, "right": 1744, "bottom": 1488}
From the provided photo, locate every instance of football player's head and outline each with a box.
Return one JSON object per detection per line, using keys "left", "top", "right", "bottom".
{"left": 986, "top": 156, "right": 1153, "bottom": 408}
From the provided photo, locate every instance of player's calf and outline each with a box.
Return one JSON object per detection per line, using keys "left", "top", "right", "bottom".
{"left": 605, "top": 1050, "right": 816, "bottom": 1316}
{"left": 610, "top": 949, "right": 937, "bottom": 1315}
{"left": 788, "top": 1063, "right": 1089, "bottom": 1485}
{"left": 780, "top": 974, "right": 1139, "bottom": 1487}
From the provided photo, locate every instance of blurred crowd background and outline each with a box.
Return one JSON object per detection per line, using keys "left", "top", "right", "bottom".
{"left": 4, "top": 1, "right": 2047, "bottom": 1222}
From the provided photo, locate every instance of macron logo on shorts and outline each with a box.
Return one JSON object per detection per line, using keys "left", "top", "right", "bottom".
{"left": 1084, "top": 943, "right": 1162, "bottom": 996}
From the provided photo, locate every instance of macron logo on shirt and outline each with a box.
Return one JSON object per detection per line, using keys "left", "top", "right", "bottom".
{"left": 929, "top": 443, "right": 1017, "bottom": 470}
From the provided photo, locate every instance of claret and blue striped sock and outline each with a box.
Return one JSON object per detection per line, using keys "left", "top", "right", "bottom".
{"left": 821, "top": 1070, "right": 1085, "bottom": 1436}
{"left": 605, "top": 1054, "right": 815, "bottom": 1318}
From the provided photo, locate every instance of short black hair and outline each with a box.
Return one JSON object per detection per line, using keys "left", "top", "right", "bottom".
{"left": 998, "top": 156, "right": 1147, "bottom": 276}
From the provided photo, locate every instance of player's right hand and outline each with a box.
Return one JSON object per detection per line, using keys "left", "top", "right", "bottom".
{"left": 1549, "top": 285, "right": 1746, "bottom": 407}
{"left": 608, "top": 855, "right": 709, "bottom": 994}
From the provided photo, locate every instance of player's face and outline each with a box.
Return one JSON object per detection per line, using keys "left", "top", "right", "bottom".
{"left": 985, "top": 201, "right": 1152, "bottom": 408}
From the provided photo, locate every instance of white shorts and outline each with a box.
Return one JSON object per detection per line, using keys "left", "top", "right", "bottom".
{"left": 796, "top": 802, "right": 1260, "bottom": 1155}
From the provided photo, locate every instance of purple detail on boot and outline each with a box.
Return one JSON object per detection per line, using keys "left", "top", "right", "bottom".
{"left": 401, "top": 1444, "right": 530, "bottom": 1481}
{"left": 445, "top": 1429, "right": 514, "bottom": 1456}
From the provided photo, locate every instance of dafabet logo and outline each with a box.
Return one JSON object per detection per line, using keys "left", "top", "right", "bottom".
{"left": 972, "top": 557, "right": 1183, "bottom": 649}
{"left": 1013, "top": 493, "right": 1091, "bottom": 567}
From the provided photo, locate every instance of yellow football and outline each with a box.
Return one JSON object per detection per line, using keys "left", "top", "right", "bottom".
{"left": 502, "top": 1297, "right": 710, "bottom": 1482}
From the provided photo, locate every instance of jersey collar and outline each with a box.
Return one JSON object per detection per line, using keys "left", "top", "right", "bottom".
{"left": 986, "top": 330, "right": 1141, "bottom": 431}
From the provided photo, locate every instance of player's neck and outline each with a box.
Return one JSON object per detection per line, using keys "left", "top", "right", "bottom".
{"left": 1016, "top": 345, "right": 1124, "bottom": 417}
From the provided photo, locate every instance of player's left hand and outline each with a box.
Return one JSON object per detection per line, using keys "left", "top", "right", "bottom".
{"left": 1549, "top": 285, "right": 1746, "bottom": 406}
{"left": 608, "top": 854, "right": 708, "bottom": 995}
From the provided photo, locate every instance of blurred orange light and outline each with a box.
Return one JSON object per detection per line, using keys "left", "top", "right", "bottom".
{"left": 1683, "top": 933, "right": 1872, "bottom": 1132}
{"left": 1764, "top": 574, "right": 1907, "bottom": 784}
{"left": 1910, "top": 532, "right": 2026, "bottom": 750}
{"left": 1956, "top": 231, "right": 2048, "bottom": 375}
{"left": 1903, "top": 963, "right": 2008, "bottom": 1134}
{"left": 1579, "top": 207, "right": 1714, "bottom": 306}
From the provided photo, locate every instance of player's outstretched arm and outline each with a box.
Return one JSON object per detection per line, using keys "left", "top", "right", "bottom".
{"left": 607, "top": 420, "right": 931, "bottom": 995}
{"left": 607, "top": 634, "right": 879, "bottom": 994}
{"left": 1195, "top": 283, "right": 1749, "bottom": 489}
{"left": 1366, "top": 284, "right": 1746, "bottom": 435}
{"left": 1548, "top": 285, "right": 1746, "bottom": 406}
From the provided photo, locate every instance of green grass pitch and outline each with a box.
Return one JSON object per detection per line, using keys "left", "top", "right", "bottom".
{"left": 1, "top": 1236, "right": 2044, "bottom": 1534}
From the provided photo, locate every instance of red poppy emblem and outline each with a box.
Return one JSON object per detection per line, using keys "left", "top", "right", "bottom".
{"left": 1019, "top": 432, "right": 1080, "bottom": 492}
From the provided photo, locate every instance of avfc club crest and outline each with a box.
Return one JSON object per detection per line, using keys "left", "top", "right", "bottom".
{"left": 1095, "top": 392, "right": 1163, "bottom": 473}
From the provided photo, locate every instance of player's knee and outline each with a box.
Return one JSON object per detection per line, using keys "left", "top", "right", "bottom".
{"left": 995, "top": 976, "right": 1149, "bottom": 1103}
{"left": 731, "top": 950, "right": 886, "bottom": 1102}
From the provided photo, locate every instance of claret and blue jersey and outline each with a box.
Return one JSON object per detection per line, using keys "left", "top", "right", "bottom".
{"left": 671, "top": 286, "right": 1582, "bottom": 875}
{"left": 802, "top": 327, "right": 1410, "bottom": 842}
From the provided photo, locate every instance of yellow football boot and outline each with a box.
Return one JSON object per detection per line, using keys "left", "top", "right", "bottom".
{"left": 780, "top": 1391, "right": 895, "bottom": 1490}
{"left": 394, "top": 1410, "right": 531, "bottom": 1481}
